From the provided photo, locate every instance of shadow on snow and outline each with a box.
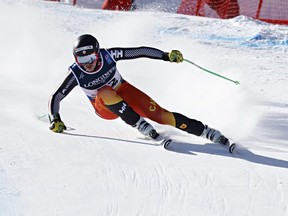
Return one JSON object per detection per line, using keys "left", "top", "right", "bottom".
{"left": 168, "top": 141, "right": 288, "bottom": 169}
{"left": 64, "top": 132, "right": 288, "bottom": 169}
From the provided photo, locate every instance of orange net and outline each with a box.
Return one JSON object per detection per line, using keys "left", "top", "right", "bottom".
{"left": 177, "top": 0, "right": 288, "bottom": 25}
{"left": 48, "top": 0, "right": 288, "bottom": 25}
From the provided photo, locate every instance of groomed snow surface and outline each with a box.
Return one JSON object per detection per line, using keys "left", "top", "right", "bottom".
{"left": 0, "top": 1, "right": 288, "bottom": 215}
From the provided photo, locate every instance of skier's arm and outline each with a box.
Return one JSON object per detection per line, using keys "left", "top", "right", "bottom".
{"left": 48, "top": 71, "right": 77, "bottom": 133}
{"left": 48, "top": 71, "right": 77, "bottom": 118}
{"left": 106, "top": 47, "right": 177, "bottom": 61}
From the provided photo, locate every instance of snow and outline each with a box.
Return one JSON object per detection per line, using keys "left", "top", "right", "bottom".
{"left": 0, "top": 1, "right": 288, "bottom": 216}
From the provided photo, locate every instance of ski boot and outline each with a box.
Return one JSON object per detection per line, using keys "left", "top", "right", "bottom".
{"left": 133, "top": 117, "right": 172, "bottom": 148}
{"left": 201, "top": 125, "right": 236, "bottom": 153}
{"left": 201, "top": 125, "right": 229, "bottom": 145}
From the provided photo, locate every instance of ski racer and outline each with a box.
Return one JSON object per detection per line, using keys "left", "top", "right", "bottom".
{"left": 48, "top": 34, "right": 230, "bottom": 148}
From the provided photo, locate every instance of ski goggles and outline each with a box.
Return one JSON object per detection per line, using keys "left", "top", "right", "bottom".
{"left": 75, "top": 52, "right": 99, "bottom": 66}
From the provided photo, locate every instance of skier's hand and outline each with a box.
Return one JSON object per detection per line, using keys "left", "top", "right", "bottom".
{"left": 168, "top": 50, "right": 183, "bottom": 63}
{"left": 49, "top": 113, "right": 66, "bottom": 133}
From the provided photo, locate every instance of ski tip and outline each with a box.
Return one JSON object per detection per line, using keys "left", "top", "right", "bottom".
{"left": 229, "top": 143, "right": 236, "bottom": 154}
{"left": 163, "top": 139, "right": 172, "bottom": 149}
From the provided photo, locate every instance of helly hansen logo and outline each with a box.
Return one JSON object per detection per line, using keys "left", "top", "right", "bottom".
{"left": 119, "top": 103, "right": 127, "bottom": 114}
{"left": 109, "top": 50, "right": 123, "bottom": 59}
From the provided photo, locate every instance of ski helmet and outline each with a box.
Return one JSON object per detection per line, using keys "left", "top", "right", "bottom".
{"left": 73, "top": 34, "right": 100, "bottom": 65}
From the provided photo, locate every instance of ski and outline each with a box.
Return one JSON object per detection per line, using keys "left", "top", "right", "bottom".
{"left": 162, "top": 139, "right": 173, "bottom": 149}
{"left": 37, "top": 113, "right": 237, "bottom": 154}
{"left": 152, "top": 134, "right": 172, "bottom": 149}
{"left": 160, "top": 137, "right": 237, "bottom": 154}
{"left": 217, "top": 141, "right": 237, "bottom": 154}
{"left": 229, "top": 143, "right": 237, "bottom": 154}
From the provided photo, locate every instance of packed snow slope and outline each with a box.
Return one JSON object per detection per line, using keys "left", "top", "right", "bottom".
{"left": 0, "top": 1, "right": 288, "bottom": 216}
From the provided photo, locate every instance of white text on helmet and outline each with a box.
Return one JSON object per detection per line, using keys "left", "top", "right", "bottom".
{"left": 75, "top": 45, "right": 94, "bottom": 53}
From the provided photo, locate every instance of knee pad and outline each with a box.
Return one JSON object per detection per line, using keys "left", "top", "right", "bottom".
{"left": 97, "top": 86, "right": 122, "bottom": 105}
{"left": 93, "top": 96, "right": 118, "bottom": 120}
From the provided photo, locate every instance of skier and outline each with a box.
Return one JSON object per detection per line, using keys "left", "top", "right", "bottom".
{"left": 48, "top": 34, "right": 230, "bottom": 148}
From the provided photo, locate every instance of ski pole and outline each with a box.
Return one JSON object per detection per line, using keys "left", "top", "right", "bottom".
{"left": 183, "top": 59, "right": 240, "bottom": 85}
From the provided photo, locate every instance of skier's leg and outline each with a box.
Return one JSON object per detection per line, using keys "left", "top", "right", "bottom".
{"left": 94, "top": 86, "right": 161, "bottom": 140}
{"left": 116, "top": 81, "right": 176, "bottom": 125}
{"left": 117, "top": 82, "right": 229, "bottom": 145}
{"left": 95, "top": 86, "right": 139, "bottom": 125}
{"left": 91, "top": 95, "right": 119, "bottom": 120}
{"left": 172, "top": 112, "right": 229, "bottom": 145}
{"left": 117, "top": 82, "right": 204, "bottom": 134}
{"left": 172, "top": 112, "right": 204, "bottom": 136}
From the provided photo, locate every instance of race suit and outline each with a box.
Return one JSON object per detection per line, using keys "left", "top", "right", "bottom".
{"left": 49, "top": 47, "right": 204, "bottom": 136}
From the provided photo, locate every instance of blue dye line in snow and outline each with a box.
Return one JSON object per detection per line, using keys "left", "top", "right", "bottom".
{"left": 201, "top": 34, "right": 288, "bottom": 47}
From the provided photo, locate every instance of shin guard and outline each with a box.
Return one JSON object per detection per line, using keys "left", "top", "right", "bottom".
{"left": 173, "top": 112, "right": 204, "bottom": 136}
{"left": 106, "top": 100, "right": 140, "bottom": 126}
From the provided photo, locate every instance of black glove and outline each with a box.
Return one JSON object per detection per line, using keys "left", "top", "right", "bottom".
{"left": 49, "top": 113, "right": 66, "bottom": 133}
{"left": 168, "top": 50, "right": 183, "bottom": 63}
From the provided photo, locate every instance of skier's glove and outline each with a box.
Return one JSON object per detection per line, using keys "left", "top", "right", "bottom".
{"left": 168, "top": 50, "right": 183, "bottom": 63}
{"left": 49, "top": 113, "right": 66, "bottom": 133}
